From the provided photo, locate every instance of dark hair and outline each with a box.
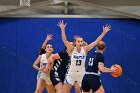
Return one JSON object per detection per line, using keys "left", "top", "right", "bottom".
{"left": 96, "top": 41, "right": 106, "bottom": 50}
{"left": 39, "top": 48, "right": 46, "bottom": 55}
{"left": 64, "top": 46, "right": 67, "bottom": 51}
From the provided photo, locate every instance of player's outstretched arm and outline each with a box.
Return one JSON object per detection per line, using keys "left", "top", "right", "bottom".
{"left": 42, "top": 34, "right": 53, "bottom": 49}
{"left": 98, "top": 62, "right": 116, "bottom": 73}
{"left": 57, "top": 20, "right": 73, "bottom": 53}
{"left": 33, "top": 55, "right": 45, "bottom": 71}
{"left": 85, "top": 24, "right": 111, "bottom": 53}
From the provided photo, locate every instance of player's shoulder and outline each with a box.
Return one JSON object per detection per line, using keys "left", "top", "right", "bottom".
{"left": 98, "top": 53, "right": 104, "bottom": 58}
{"left": 58, "top": 50, "right": 68, "bottom": 55}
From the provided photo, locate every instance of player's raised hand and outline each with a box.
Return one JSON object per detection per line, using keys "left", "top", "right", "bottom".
{"left": 46, "top": 34, "right": 53, "bottom": 41}
{"left": 103, "top": 24, "right": 111, "bottom": 33}
{"left": 57, "top": 20, "right": 67, "bottom": 30}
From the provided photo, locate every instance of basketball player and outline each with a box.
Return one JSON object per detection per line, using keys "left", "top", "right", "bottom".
{"left": 32, "top": 34, "right": 55, "bottom": 93}
{"left": 57, "top": 20, "right": 111, "bottom": 93}
{"left": 82, "top": 41, "right": 117, "bottom": 93}
{"left": 43, "top": 41, "right": 87, "bottom": 93}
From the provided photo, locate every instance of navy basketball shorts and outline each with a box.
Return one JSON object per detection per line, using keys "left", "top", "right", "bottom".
{"left": 82, "top": 74, "right": 101, "bottom": 92}
{"left": 50, "top": 70, "right": 66, "bottom": 86}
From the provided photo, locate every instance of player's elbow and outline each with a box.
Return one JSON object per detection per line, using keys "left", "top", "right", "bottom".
{"left": 99, "top": 66, "right": 105, "bottom": 72}
{"left": 32, "top": 64, "right": 35, "bottom": 68}
{"left": 32, "top": 63, "right": 37, "bottom": 69}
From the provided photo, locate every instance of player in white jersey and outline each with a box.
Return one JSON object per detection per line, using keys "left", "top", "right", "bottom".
{"left": 70, "top": 46, "right": 86, "bottom": 71}
{"left": 33, "top": 34, "right": 55, "bottom": 93}
{"left": 57, "top": 20, "right": 111, "bottom": 93}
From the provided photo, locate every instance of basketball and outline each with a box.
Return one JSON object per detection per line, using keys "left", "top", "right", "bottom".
{"left": 110, "top": 64, "right": 122, "bottom": 77}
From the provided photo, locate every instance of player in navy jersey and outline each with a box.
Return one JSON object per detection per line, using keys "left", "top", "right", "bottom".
{"left": 43, "top": 42, "right": 85, "bottom": 93}
{"left": 49, "top": 49, "right": 70, "bottom": 93}
{"left": 82, "top": 41, "right": 117, "bottom": 93}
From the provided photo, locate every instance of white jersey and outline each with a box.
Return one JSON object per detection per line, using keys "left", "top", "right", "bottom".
{"left": 37, "top": 54, "right": 52, "bottom": 84}
{"left": 40, "top": 54, "right": 48, "bottom": 67}
{"left": 69, "top": 47, "right": 86, "bottom": 72}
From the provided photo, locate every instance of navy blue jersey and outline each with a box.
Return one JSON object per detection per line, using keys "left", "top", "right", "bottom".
{"left": 51, "top": 50, "right": 70, "bottom": 74}
{"left": 86, "top": 51, "right": 105, "bottom": 73}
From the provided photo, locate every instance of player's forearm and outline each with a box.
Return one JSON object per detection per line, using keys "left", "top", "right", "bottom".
{"left": 42, "top": 39, "right": 49, "bottom": 49}
{"left": 94, "top": 31, "right": 107, "bottom": 45}
{"left": 46, "top": 61, "right": 52, "bottom": 68}
{"left": 32, "top": 64, "right": 40, "bottom": 71}
{"left": 49, "top": 63, "right": 53, "bottom": 72}
{"left": 86, "top": 32, "right": 107, "bottom": 52}
{"left": 44, "top": 61, "right": 53, "bottom": 72}
{"left": 46, "top": 56, "right": 54, "bottom": 68}
{"left": 99, "top": 67, "right": 113, "bottom": 73}
{"left": 61, "top": 29, "right": 68, "bottom": 45}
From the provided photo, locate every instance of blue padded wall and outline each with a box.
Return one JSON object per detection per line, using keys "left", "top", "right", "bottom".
{"left": 0, "top": 18, "right": 140, "bottom": 93}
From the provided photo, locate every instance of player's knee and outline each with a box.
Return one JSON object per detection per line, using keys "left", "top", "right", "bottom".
{"left": 47, "top": 89, "right": 55, "bottom": 93}
{"left": 63, "top": 88, "right": 70, "bottom": 93}
{"left": 74, "top": 85, "right": 80, "bottom": 92}
{"left": 56, "top": 89, "right": 62, "bottom": 93}
{"left": 75, "top": 90, "right": 81, "bottom": 93}
{"left": 75, "top": 88, "right": 81, "bottom": 93}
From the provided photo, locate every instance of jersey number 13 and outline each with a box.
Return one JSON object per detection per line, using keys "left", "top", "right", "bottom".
{"left": 76, "top": 60, "right": 82, "bottom": 66}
